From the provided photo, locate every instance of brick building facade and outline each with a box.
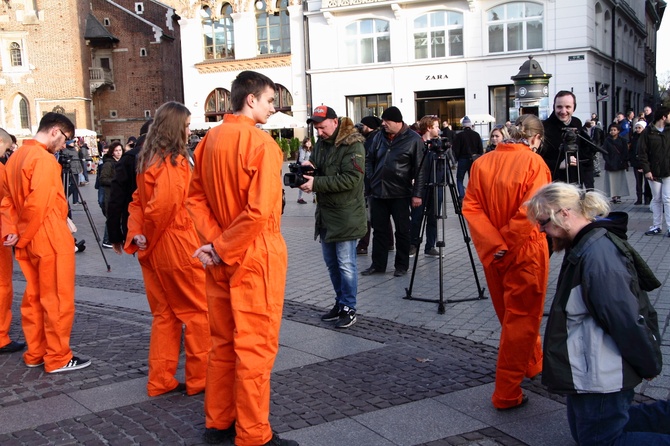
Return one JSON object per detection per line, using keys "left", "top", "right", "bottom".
{"left": 0, "top": 0, "right": 183, "bottom": 145}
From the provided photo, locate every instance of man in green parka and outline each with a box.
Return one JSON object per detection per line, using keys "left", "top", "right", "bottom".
{"left": 300, "top": 106, "right": 367, "bottom": 328}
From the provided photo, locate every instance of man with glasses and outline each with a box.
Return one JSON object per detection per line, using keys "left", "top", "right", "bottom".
{"left": 1, "top": 112, "right": 91, "bottom": 373}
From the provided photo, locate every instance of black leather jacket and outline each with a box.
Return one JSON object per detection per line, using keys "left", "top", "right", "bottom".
{"left": 366, "top": 124, "right": 426, "bottom": 199}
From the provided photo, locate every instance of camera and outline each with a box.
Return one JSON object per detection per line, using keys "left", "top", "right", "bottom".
{"left": 58, "top": 151, "right": 73, "bottom": 168}
{"left": 424, "top": 137, "right": 449, "bottom": 154}
{"left": 283, "top": 162, "right": 317, "bottom": 188}
{"left": 560, "top": 128, "right": 579, "bottom": 153}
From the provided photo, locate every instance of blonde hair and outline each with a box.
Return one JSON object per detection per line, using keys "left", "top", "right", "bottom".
{"left": 526, "top": 182, "right": 610, "bottom": 229}
{"left": 508, "top": 114, "right": 544, "bottom": 142}
{"left": 137, "top": 102, "right": 190, "bottom": 173}
{"left": 489, "top": 126, "right": 510, "bottom": 141}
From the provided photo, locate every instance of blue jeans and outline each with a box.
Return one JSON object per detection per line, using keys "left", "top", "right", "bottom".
{"left": 320, "top": 229, "right": 358, "bottom": 310}
{"left": 456, "top": 158, "right": 472, "bottom": 199}
{"left": 567, "top": 390, "right": 670, "bottom": 445}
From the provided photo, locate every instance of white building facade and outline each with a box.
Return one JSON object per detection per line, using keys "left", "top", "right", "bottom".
{"left": 179, "top": 0, "right": 664, "bottom": 133}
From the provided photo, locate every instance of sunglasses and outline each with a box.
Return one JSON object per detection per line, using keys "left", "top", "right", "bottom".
{"left": 537, "top": 216, "right": 551, "bottom": 227}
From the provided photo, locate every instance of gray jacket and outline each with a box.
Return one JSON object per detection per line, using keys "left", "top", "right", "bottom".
{"left": 542, "top": 224, "right": 662, "bottom": 394}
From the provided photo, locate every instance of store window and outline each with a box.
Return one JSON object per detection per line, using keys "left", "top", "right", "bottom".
{"left": 413, "top": 11, "right": 463, "bottom": 59}
{"left": 202, "top": 4, "right": 235, "bottom": 60}
{"left": 487, "top": 2, "right": 543, "bottom": 53}
{"left": 346, "top": 93, "right": 391, "bottom": 124}
{"left": 345, "top": 19, "right": 390, "bottom": 65}
{"left": 256, "top": 0, "right": 290, "bottom": 55}
{"left": 204, "top": 88, "right": 232, "bottom": 122}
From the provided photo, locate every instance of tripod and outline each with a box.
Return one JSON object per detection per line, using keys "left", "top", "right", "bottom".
{"left": 61, "top": 156, "right": 111, "bottom": 271}
{"left": 404, "top": 147, "right": 486, "bottom": 314}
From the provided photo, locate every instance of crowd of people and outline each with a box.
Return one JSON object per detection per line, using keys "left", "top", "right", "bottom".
{"left": 0, "top": 76, "right": 669, "bottom": 444}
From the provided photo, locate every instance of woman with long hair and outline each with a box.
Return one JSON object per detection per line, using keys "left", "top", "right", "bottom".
{"left": 296, "top": 137, "right": 312, "bottom": 204}
{"left": 485, "top": 125, "right": 510, "bottom": 152}
{"left": 124, "top": 101, "right": 210, "bottom": 397}
{"left": 462, "top": 114, "right": 552, "bottom": 410}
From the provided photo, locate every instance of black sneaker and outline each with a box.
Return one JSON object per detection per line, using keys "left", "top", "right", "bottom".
{"left": 335, "top": 307, "right": 357, "bottom": 329}
{"left": 203, "top": 423, "right": 236, "bottom": 445}
{"left": 645, "top": 227, "right": 662, "bottom": 236}
{"left": 320, "top": 304, "right": 341, "bottom": 322}
{"left": 425, "top": 248, "right": 443, "bottom": 257}
{"left": 102, "top": 243, "right": 113, "bottom": 249}
{"left": 262, "top": 432, "right": 299, "bottom": 446}
{"left": 48, "top": 356, "right": 91, "bottom": 373}
{"left": 409, "top": 245, "right": 417, "bottom": 257}
{"left": 0, "top": 340, "right": 26, "bottom": 354}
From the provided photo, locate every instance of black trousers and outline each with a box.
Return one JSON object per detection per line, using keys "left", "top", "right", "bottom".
{"left": 370, "top": 197, "right": 411, "bottom": 272}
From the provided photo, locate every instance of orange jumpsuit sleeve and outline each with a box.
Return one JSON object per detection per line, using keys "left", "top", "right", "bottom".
{"left": 125, "top": 157, "right": 189, "bottom": 256}
{"left": 1, "top": 155, "right": 61, "bottom": 248}
{"left": 187, "top": 133, "right": 223, "bottom": 245}
{"left": 463, "top": 150, "right": 550, "bottom": 267}
{"left": 188, "top": 129, "right": 283, "bottom": 267}
{"left": 0, "top": 163, "right": 15, "bottom": 236}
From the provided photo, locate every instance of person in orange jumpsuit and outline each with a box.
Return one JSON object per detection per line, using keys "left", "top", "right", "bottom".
{"left": 0, "top": 128, "right": 26, "bottom": 355}
{"left": 462, "top": 114, "right": 551, "bottom": 410}
{"left": 0, "top": 113, "right": 91, "bottom": 373}
{"left": 188, "top": 71, "right": 296, "bottom": 446}
{"left": 123, "top": 101, "right": 210, "bottom": 397}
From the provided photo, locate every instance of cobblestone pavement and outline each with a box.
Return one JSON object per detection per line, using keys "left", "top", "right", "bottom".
{"left": 0, "top": 170, "right": 667, "bottom": 445}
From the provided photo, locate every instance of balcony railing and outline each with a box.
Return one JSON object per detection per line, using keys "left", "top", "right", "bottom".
{"left": 89, "top": 67, "right": 114, "bottom": 93}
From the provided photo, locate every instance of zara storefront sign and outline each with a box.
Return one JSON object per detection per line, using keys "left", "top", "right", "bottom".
{"left": 425, "top": 74, "right": 449, "bottom": 81}
{"left": 325, "top": 0, "right": 388, "bottom": 7}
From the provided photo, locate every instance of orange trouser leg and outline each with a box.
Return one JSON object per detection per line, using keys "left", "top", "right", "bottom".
{"left": 485, "top": 238, "right": 548, "bottom": 409}
{"left": 205, "top": 256, "right": 286, "bottom": 446}
{"left": 150, "top": 243, "right": 210, "bottom": 396}
{"left": 0, "top": 246, "right": 14, "bottom": 347}
{"left": 18, "top": 251, "right": 75, "bottom": 371}
{"left": 141, "top": 262, "right": 182, "bottom": 396}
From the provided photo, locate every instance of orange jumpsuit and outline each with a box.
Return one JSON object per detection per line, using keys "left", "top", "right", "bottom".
{"left": 0, "top": 162, "right": 16, "bottom": 348}
{"left": 124, "top": 155, "right": 210, "bottom": 396}
{"left": 462, "top": 142, "right": 551, "bottom": 409}
{"left": 0, "top": 140, "right": 76, "bottom": 371}
{"left": 187, "top": 114, "right": 287, "bottom": 446}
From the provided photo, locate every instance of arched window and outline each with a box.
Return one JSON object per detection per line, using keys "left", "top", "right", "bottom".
{"left": 202, "top": 4, "right": 235, "bottom": 60}
{"left": 256, "top": 0, "right": 290, "bottom": 55}
{"left": 603, "top": 10, "right": 611, "bottom": 54}
{"left": 10, "top": 42, "right": 22, "bottom": 66}
{"left": 274, "top": 84, "right": 293, "bottom": 113}
{"left": 487, "top": 2, "right": 543, "bottom": 53}
{"left": 204, "top": 88, "right": 232, "bottom": 122}
{"left": 413, "top": 11, "right": 463, "bottom": 59}
{"left": 345, "top": 19, "right": 390, "bottom": 65}
{"left": 18, "top": 96, "right": 29, "bottom": 129}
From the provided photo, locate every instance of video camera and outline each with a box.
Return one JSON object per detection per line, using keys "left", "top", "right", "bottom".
{"left": 58, "top": 151, "right": 74, "bottom": 169}
{"left": 283, "top": 162, "right": 317, "bottom": 188}
{"left": 560, "top": 128, "right": 579, "bottom": 153}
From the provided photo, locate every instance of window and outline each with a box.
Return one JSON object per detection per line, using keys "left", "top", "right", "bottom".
{"left": 205, "top": 88, "right": 232, "bottom": 122}
{"left": 18, "top": 96, "right": 30, "bottom": 129}
{"left": 413, "top": 11, "right": 463, "bottom": 59}
{"left": 487, "top": 2, "right": 543, "bottom": 53}
{"left": 110, "top": 110, "right": 118, "bottom": 118}
{"left": 135, "top": 2, "right": 144, "bottom": 14}
{"left": 345, "top": 19, "right": 390, "bottom": 65}
{"left": 274, "top": 84, "right": 293, "bottom": 112}
{"left": 10, "top": 42, "right": 22, "bottom": 66}
{"left": 202, "top": 4, "right": 235, "bottom": 60}
{"left": 104, "top": 18, "right": 110, "bottom": 26}
{"left": 140, "top": 48, "right": 147, "bottom": 57}
{"left": 144, "top": 110, "right": 151, "bottom": 118}
{"left": 346, "top": 93, "right": 391, "bottom": 124}
{"left": 256, "top": 0, "right": 290, "bottom": 55}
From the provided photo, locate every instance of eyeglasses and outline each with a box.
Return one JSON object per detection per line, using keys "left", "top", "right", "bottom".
{"left": 58, "top": 128, "right": 70, "bottom": 141}
{"left": 537, "top": 216, "right": 551, "bottom": 228}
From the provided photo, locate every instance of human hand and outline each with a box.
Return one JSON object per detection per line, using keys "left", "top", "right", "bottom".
{"left": 300, "top": 176, "right": 314, "bottom": 193}
{"left": 411, "top": 197, "right": 422, "bottom": 208}
{"left": 3, "top": 234, "right": 18, "bottom": 247}
{"left": 193, "top": 244, "right": 221, "bottom": 267}
{"left": 133, "top": 234, "right": 147, "bottom": 250}
{"left": 112, "top": 243, "right": 123, "bottom": 255}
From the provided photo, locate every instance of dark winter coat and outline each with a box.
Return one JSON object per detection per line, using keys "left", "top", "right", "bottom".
{"left": 310, "top": 117, "right": 367, "bottom": 243}
{"left": 602, "top": 136, "right": 629, "bottom": 171}
{"left": 636, "top": 124, "right": 670, "bottom": 178}
{"left": 451, "top": 127, "right": 483, "bottom": 160}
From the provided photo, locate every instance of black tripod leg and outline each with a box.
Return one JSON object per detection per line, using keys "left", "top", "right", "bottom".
{"left": 68, "top": 172, "right": 111, "bottom": 271}
{"left": 405, "top": 185, "right": 431, "bottom": 299}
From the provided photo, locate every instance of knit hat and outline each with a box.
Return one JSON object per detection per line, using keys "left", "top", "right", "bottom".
{"left": 634, "top": 121, "right": 647, "bottom": 129}
{"left": 360, "top": 116, "right": 382, "bottom": 130}
{"left": 461, "top": 116, "right": 473, "bottom": 127}
{"left": 381, "top": 106, "right": 403, "bottom": 123}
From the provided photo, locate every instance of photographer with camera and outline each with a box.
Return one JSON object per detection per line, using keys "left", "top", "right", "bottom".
{"left": 409, "top": 115, "right": 444, "bottom": 257}
{"left": 542, "top": 91, "right": 595, "bottom": 188}
{"left": 300, "top": 106, "right": 366, "bottom": 328}
{"left": 61, "top": 139, "right": 83, "bottom": 205}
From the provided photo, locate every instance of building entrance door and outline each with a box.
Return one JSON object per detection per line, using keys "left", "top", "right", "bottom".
{"left": 415, "top": 89, "right": 465, "bottom": 128}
